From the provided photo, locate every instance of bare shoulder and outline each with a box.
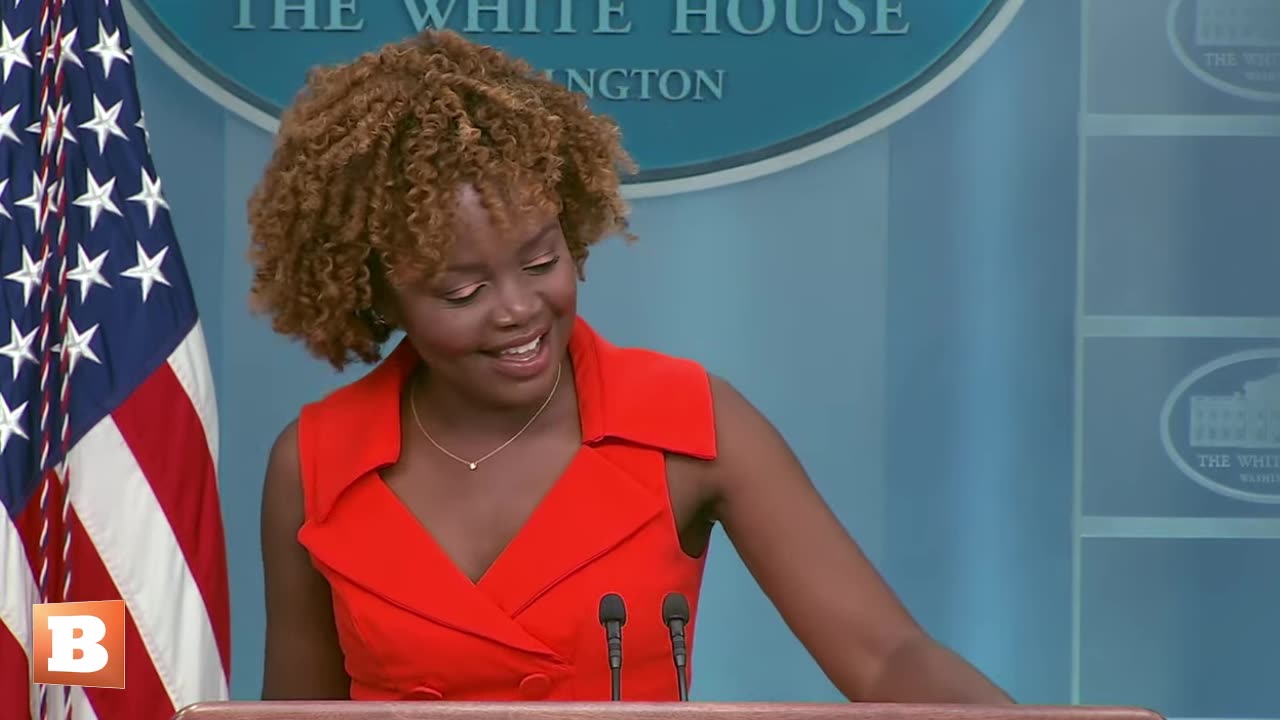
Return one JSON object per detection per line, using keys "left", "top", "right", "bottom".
{"left": 695, "top": 374, "right": 805, "bottom": 512}
{"left": 687, "top": 374, "right": 927, "bottom": 698}
{"left": 261, "top": 419, "right": 302, "bottom": 526}
{"left": 259, "top": 416, "right": 351, "bottom": 700}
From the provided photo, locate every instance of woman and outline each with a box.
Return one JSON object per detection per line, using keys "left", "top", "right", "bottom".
{"left": 250, "top": 29, "right": 1012, "bottom": 704}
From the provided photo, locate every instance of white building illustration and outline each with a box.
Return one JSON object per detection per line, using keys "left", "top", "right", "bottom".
{"left": 1189, "top": 369, "right": 1280, "bottom": 449}
{"left": 1196, "top": 0, "right": 1280, "bottom": 48}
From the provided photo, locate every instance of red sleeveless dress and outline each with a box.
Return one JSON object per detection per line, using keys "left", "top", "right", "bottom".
{"left": 294, "top": 317, "right": 717, "bottom": 701}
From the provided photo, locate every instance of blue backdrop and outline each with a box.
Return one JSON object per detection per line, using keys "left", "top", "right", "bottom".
{"left": 125, "top": 0, "right": 1279, "bottom": 716}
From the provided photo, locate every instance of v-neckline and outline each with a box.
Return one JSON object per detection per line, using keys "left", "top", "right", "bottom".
{"left": 372, "top": 446, "right": 585, "bottom": 589}
{"left": 375, "top": 332, "right": 598, "bottom": 590}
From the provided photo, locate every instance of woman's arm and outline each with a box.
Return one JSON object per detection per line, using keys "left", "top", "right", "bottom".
{"left": 701, "top": 376, "right": 1013, "bottom": 703}
{"left": 259, "top": 419, "right": 353, "bottom": 700}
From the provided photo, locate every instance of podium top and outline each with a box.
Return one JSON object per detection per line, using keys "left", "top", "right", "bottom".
{"left": 172, "top": 702, "right": 1166, "bottom": 720}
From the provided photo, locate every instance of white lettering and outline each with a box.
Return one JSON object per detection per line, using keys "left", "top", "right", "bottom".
{"left": 522, "top": 0, "right": 539, "bottom": 32}
{"left": 1236, "top": 454, "right": 1280, "bottom": 469}
{"left": 558, "top": 0, "right": 575, "bottom": 32}
{"left": 543, "top": 67, "right": 726, "bottom": 101}
{"left": 786, "top": 0, "right": 822, "bottom": 35}
{"left": 1202, "top": 51, "right": 1238, "bottom": 67}
{"left": 873, "top": 0, "right": 909, "bottom": 35}
{"left": 673, "top": 0, "right": 906, "bottom": 36}
{"left": 328, "top": 0, "right": 364, "bottom": 30}
{"left": 727, "top": 0, "right": 775, "bottom": 35}
{"left": 673, "top": 0, "right": 720, "bottom": 35}
{"left": 404, "top": 0, "right": 458, "bottom": 30}
{"left": 235, "top": 0, "right": 256, "bottom": 29}
{"left": 596, "top": 0, "right": 632, "bottom": 33}
{"left": 834, "top": 0, "right": 866, "bottom": 34}
{"left": 1243, "top": 52, "right": 1280, "bottom": 68}
{"left": 272, "top": 0, "right": 320, "bottom": 30}
{"left": 47, "top": 616, "right": 109, "bottom": 674}
{"left": 1198, "top": 453, "right": 1232, "bottom": 468}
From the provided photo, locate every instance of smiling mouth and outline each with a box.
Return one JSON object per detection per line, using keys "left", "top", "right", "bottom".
{"left": 484, "top": 330, "right": 549, "bottom": 361}
{"left": 496, "top": 335, "right": 542, "bottom": 360}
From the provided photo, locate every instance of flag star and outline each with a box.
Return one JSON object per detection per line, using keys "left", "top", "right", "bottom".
{"left": 74, "top": 170, "right": 122, "bottom": 229}
{"left": 121, "top": 243, "right": 170, "bottom": 301}
{"left": 128, "top": 169, "right": 168, "bottom": 226}
{"left": 0, "top": 391, "right": 29, "bottom": 455}
{"left": 79, "top": 95, "right": 126, "bottom": 153}
{"left": 14, "top": 170, "right": 44, "bottom": 217}
{"left": 5, "top": 245, "right": 45, "bottom": 306}
{"left": 0, "top": 178, "right": 10, "bottom": 220}
{"left": 66, "top": 244, "right": 112, "bottom": 302}
{"left": 62, "top": 320, "right": 102, "bottom": 377}
{"left": 0, "top": 22, "right": 32, "bottom": 82}
{"left": 88, "top": 20, "right": 129, "bottom": 78}
{"left": 0, "top": 320, "right": 37, "bottom": 381}
{"left": 0, "top": 104, "right": 20, "bottom": 146}
{"left": 58, "top": 27, "right": 83, "bottom": 70}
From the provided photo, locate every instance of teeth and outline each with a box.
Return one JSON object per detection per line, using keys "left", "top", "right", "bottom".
{"left": 500, "top": 336, "right": 541, "bottom": 356}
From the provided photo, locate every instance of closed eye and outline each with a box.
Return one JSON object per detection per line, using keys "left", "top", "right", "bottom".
{"left": 525, "top": 255, "right": 560, "bottom": 273}
{"left": 443, "top": 285, "right": 482, "bottom": 305}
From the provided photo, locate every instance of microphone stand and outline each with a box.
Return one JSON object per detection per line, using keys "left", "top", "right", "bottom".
{"left": 663, "top": 593, "right": 691, "bottom": 701}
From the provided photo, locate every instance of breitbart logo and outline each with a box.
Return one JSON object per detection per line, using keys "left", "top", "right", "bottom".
{"left": 32, "top": 601, "right": 126, "bottom": 688}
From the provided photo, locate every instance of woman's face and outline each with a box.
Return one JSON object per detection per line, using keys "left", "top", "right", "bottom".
{"left": 387, "top": 184, "right": 578, "bottom": 411}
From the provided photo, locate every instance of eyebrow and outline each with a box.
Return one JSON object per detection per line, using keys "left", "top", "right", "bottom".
{"left": 441, "top": 219, "right": 559, "bottom": 276}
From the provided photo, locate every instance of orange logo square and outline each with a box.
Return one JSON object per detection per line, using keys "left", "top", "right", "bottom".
{"left": 32, "top": 601, "right": 126, "bottom": 689}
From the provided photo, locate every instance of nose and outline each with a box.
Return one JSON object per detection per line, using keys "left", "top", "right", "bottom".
{"left": 490, "top": 275, "right": 542, "bottom": 328}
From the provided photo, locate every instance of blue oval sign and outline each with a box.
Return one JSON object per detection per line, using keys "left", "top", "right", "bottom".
{"left": 1167, "top": 0, "right": 1280, "bottom": 104}
{"left": 121, "top": 0, "right": 1022, "bottom": 196}
{"left": 1161, "top": 348, "right": 1280, "bottom": 505}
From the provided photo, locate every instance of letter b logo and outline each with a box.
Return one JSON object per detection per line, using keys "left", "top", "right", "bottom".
{"left": 32, "top": 601, "right": 125, "bottom": 688}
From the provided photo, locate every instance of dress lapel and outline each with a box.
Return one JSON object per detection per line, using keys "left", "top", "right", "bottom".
{"left": 300, "top": 474, "right": 565, "bottom": 659}
{"left": 476, "top": 446, "right": 663, "bottom": 617}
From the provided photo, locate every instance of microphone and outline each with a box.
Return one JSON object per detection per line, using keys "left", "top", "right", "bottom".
{"left": 662, "top": 592, "right": 691, "bottom": 701}
{"left": 598, "top": 593, "right": 627, "bottom": 701}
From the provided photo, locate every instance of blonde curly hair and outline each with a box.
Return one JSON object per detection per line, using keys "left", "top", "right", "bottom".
{"left": 246, "top": 29, "right": 636, "bottom": 371}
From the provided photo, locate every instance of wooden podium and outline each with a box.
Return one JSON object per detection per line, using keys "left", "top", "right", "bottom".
{"left": 171, "top": 702, "right": 1166, "bottom": 720}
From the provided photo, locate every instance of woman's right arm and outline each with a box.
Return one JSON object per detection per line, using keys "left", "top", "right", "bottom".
{"left": 260, "top": 419, "right": 352, "bottom": 700}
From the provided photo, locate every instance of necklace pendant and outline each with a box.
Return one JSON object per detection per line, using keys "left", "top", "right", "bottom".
{"left": 468, "top": 462, "right": 477, "bottom": 471}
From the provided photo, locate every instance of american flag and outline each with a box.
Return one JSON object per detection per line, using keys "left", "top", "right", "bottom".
{"left": 0, "top": 1, "right": 230, "bottom": 718}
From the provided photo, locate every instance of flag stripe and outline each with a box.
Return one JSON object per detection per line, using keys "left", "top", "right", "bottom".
{"left": 66, "top": 413, "right": 227, "bottom": 710}
{"left": 0, "top": 628, "right": 34, "bottom": 720}
{"left": 111, "top": 331, "right": 230, "bottom": 677}
{"left": 66, "top": 510, "right": 174, "bottom": 720}
{"left": 166, "top": 323, "right": 219, "bottom": 472}
{"left": 13, "top": 482, "right": 48, "bottom": 604}
{"left": 0, "top": 513, "right": 38, "bottom": 720}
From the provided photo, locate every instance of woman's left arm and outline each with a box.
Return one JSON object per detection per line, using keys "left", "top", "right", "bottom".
{"left": 699, "top": 375, "right": 1014, "bottom": 704}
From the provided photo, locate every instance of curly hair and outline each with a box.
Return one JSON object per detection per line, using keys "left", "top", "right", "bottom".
{"left": 246, "top": 29, "right": 636, "bottom": 371}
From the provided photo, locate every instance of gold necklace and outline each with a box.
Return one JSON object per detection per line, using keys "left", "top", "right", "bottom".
{"left": 409, "top": 363, "right": 563, "bottom": 471}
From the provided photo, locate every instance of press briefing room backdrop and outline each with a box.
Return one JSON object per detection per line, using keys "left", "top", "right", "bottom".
{"left": 1, "top": 0, "right": 1277, "bottom": 718}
